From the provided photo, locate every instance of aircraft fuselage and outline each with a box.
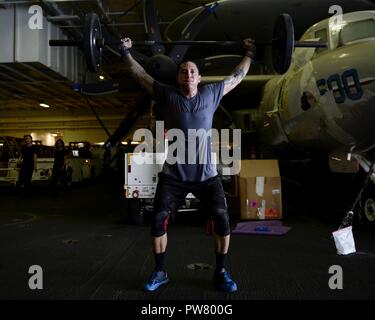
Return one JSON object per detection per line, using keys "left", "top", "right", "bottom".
{"left": 259, "top": 11, "right": 375, "bottom": 156}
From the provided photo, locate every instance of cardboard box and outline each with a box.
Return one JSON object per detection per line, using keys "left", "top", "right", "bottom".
{"left": 239, "top": 159, "right": 280, "bottom": 178}
{"left": 237, "top": 160, "right": 282, "bottom": 220}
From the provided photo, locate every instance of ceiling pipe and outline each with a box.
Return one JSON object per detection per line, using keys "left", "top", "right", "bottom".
{"left": 47, "top": 14, "right": 80, "bottom": 22}
{"left": 38, "top": 0, "right": 83, "bottom": 38}
{"left": 107, "top": 11, "right": 137, "bottom": 16}
{"left": 59, "top": 21, "right": 171, "bottom": 28}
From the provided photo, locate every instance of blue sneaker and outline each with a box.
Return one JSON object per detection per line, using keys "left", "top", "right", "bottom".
{"left": 214, "top": 271, "right": 238, "bottom": 293}
{"left": 144, "top": 270, "right": 169, "bottom": 292}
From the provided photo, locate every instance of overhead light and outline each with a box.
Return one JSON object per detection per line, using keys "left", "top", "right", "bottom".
{"left": 331, "top": 157, "right": 342, "bottom": 161}
{"left": 339, "top": 53, "right": 349, "bottom": 59}
{"left": 40, "top": 103, "right": 50, "bottom": 108}
{"left": 99, "top": 75, "right": 105, "bottom": 80}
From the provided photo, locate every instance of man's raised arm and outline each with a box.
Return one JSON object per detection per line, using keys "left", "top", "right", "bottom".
{"left": 223, "top": 39, "right": 256, "bottom": 96}
{"left": 120, "top": 38, "right": 155, "bottom": 95}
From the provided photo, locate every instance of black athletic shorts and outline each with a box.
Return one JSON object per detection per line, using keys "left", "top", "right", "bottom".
{"left": 153, "top": 172, "right": 227, "bottom": 215}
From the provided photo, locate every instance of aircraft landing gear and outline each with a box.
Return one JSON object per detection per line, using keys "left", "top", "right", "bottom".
{"left": 126, "top": 198, "right": 144, "bottom": 225}
{"left": 360, "top": 183, "right": 375, "bottom": 224}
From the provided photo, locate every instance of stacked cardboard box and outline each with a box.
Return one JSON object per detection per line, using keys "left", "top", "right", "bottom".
{"left": 237, "top": 160, "right": 282, "bottom": 220}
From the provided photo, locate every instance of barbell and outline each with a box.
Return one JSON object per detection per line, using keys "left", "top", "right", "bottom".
{"left": 49, "top": 12, "right": 327, "bottom": 74}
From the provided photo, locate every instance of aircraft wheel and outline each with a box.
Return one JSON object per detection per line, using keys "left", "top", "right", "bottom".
{"left": 361, "top": 184, "right": 375, "bottom": 224}
{"left": 127, "top": 199, "right": 144, "bottom": 225}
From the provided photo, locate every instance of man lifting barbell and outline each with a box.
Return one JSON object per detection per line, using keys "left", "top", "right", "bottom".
{"left": 48, "top": 11, "right": 326, "bottom": 293}
{"left": 120, "top": 36, "right": 256, "bottom": 293}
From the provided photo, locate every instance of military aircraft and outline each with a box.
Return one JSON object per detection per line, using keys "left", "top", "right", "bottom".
{"left": 257, "top": 11, "right": 375, "bottom": 156}
{"left": 261, "top": 10, "right": 375, "bottom": 226}
{"left": 201, "top": 10, "right": 375, "bottom": 224}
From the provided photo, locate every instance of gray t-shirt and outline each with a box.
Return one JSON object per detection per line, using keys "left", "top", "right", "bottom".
{"left": 153, "top": 80, "right": 225, "bottom": 182}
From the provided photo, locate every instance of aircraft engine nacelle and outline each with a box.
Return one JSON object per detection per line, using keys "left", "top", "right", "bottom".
{"left": 257, "top": 76, "right": 293, "bottom": 155}
{"left": 281, "top": 39, "right": 375, "bottom": 155}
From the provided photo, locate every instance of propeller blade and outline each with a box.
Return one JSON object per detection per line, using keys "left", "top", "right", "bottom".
{"left": 105, "top": 91, "right": 152, "bottom": 148}
{"left": 194, "top": 55, "right": 243, "bottom": 74}
{"left": 80, "top": 77, "right": 140, "bottom": 96}
{"left": 144, "top": 0, "right": 166, "bottom": 55}
{"left": 169, "top": 2, "right": 219, "bottom": 64}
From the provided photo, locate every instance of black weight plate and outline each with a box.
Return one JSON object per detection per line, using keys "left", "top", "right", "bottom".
{"left": 272, "top": 13, "right": 294, "bottom": 74}
{"left": 83, "top": 13, "right": 102, "bottom": 73}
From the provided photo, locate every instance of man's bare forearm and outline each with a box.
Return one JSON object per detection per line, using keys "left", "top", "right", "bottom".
{"left": 223, "top": 56, "right": 252, "bottom": 94}
{"left": 123, "top": 53, "right": 154, "bottom": 94}
{"left": 123, "top": 54, "right": 146, "bottom": 80}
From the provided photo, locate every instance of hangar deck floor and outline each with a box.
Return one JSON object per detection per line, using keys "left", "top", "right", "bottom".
{"left": 0, "top": 180, "right": 374, "bottom": 301}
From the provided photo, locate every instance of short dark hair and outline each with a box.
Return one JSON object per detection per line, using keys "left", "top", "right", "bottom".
{"left": 55, "top": 139, "right": 65, "bottom": 147}
{"left": 23, "top": 134, "right": 32, "bottom": 140}
{"left": 178, "top": 60, "right": 200, "bottom": 75}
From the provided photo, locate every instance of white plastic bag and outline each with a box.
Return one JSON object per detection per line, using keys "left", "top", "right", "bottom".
{"left": 332, "top": 226, "right": 356, "bottom": 255}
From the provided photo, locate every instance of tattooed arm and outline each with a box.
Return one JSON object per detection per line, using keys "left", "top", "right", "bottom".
{"left": 121, "top": 38, "right": 155, "bottom": 95}
{"left": 223, "top": 38, "right": 255, "bottom": 96}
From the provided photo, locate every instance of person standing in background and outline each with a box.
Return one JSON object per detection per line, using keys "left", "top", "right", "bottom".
{"left": 17, "top": 134, "right": 38, "bottom": 196}
{"left": 51, "top": 139, "right": 69, "bottom": 196}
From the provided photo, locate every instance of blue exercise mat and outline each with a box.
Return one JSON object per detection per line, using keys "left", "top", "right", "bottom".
{"left": 232, "top": 220, "right": 291, "bottom": 236}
